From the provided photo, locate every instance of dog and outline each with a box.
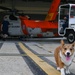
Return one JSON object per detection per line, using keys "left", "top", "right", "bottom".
{"left": 54, "top": 40, "right": 75, "bottom": 75}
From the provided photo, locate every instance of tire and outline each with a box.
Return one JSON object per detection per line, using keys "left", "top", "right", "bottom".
{"left": 67, "top": 31, "right": 75, "bottom": 43}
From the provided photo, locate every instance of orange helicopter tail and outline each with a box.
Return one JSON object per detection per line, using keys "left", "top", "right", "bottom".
{"left": 45, "top": 0, "right": 60, "bottom": 21}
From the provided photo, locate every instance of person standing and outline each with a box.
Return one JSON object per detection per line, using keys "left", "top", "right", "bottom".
{"left": 1, "top": 16, "right": 9, "bottom": 38}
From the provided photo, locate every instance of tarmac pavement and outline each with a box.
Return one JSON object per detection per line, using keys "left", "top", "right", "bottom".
{"left": 24, "top": 40, "right": 75, "bottom": 75}
{"left": 0, "top": 39, "right": 75, "bottom": 75}
{"left": 0, "top": 42, "right": 34, "bottom": 75}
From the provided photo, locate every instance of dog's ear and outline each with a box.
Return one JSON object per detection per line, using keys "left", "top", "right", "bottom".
{"left": 61, "top": 40, "right": 65, "bottom": 47}
{"left": 72, "top": 42, "right": 75, "bottom": 47}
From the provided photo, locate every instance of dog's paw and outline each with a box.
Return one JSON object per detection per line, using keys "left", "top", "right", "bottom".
{"left": 57, "top": 67, "right": 60, "bottom": 71}
{"left": 61, "top": 72, "right": 65, "bottom": 75}
{"left": 66, "top": 70, "right": 70, "bottom": 74}
{"left": 61, "top": 68, "right": 65, "bottom": 75}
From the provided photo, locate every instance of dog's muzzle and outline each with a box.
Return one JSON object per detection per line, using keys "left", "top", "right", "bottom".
{"left": 67, "top": 52, "right": 70, "bottom": 56}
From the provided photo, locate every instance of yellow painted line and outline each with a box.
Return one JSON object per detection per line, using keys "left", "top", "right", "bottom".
{"left": 19, "top": 42, "right": 60, "bottom": 75}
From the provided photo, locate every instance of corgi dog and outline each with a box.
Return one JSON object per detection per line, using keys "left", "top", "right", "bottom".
{"left": 54, "top": 40, "right": 75, "bottom": 75}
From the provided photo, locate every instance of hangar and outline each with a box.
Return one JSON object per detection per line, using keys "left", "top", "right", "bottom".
{"left": 0, "top": 0, "right": 75, "bottom": 20}
{"left": 0, "top": 0, "right": 75, "bottom": 43}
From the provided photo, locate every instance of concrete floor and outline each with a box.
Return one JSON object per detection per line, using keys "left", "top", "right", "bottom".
{"left": 0, "top": 39, "right": 75, "bottom": 75}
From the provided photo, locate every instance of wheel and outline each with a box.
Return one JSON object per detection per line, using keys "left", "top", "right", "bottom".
{"left": 67, "top": 31, "right": 75, "bottom": 43}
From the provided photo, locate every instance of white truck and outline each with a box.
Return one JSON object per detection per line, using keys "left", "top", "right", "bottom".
{"left": 58, "top": 4, "right": 75, "bottom": 43}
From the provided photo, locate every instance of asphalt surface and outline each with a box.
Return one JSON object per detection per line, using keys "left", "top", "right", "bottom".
{"left": 0, "top": 38, "right": 75, "bottom": 75}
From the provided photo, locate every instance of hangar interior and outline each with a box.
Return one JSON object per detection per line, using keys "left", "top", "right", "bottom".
{"left": 0, "top": 0, "right": 75, "bottom": 21}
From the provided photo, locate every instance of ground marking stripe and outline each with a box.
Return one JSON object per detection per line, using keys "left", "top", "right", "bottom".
{"left": 0, "top": 53, "right": 54, "bottom": 56}
{"left": 19, "top": 42, "right": 60, "bottom": 75}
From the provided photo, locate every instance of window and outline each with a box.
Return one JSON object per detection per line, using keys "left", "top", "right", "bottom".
{"left": 70, "top": 6, "right": 75, "bottom": 16}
